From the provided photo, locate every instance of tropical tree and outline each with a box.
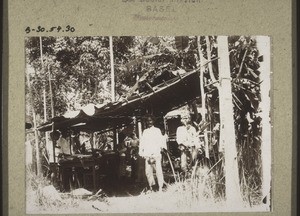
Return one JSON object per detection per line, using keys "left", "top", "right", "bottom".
{"left": 25, "top": 35, "right": 270, "bottom": 208}
{"left": 217, "top": 36, "right": 243, "bottom": 206}
{"left": 193, "top": 35, "right": 270, "bottom": 206}
{"left": 25, "top": 36, "right": 113, "bottom": 176}
{"left": 113, "top": 36, "right": 199, "bottom": 96}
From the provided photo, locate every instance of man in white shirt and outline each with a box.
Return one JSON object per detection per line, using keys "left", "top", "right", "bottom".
{"left": 139, "top": 116, "right": 166, "bottom": 192}
{"left": 176, "top": 114, "right": 198, "bottom": 172}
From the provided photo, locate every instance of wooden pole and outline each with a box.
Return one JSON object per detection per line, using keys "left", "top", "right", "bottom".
{"left": 90, "top": 132, "right": 94, "bottom": 151}
{"left": 26, "top": 70, "right": 42, "bottom": 176}
{"left": 135, "top": 75, "right": 143, "bottom": 139}
{"left": 109, "top": 36, "right": 117, "bottom": 150}
{"left": 39, "top": 37, "right": 52, "bottom": 160}
{"left": 109, "top": 36, "right": 115, "bottom": 102}
{"left": 205, "top": 36, "right": 217, "bottom": 83}
{"left": 48, "top": 64, "right": 55, "bottom": 118}
{"left": 137, "top": 116, "right": 143, "bottom": 140}
{"left": 51, "top": 123, "right": 56, "bottom": 164}
{"left": 69, "top": 132, "right": 72, "bottom": 155}
{"left": 43, "top": 90, "right": 47, "bottom": 121}
{"left": 39, "top": 37, "right": 47, "bottom": 121}
{"left": 197, "top": 36, "right": 210, "bottom": 159}
{"left": 165, "top": 151, "right": 177, "bottom": 182}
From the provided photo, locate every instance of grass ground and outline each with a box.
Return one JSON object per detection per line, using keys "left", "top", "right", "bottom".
{"left": 26, "top": 165, "right": 269, "bottom": 214}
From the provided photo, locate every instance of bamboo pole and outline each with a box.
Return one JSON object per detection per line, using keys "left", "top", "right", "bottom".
{"left": 197, "top": 36, "right": 210, "bottom": 159}
{"left": 109, "top": 36, "right": 117, "bottom": 150}
{"left": 205, "top": 36, "right": 217, "bottom": 84}
{"left": 48, "top": 64, "right": 55, "bottom": 118}
{"left": 137, "top": 118, "right": 143, "bottom": 140}
{"left": 43, "top": 90, "right": 47, "bottom": 121}
{"left": 39, "top": 37, "right": 51, "bottom": 160}
{"left": 51, "top": 123, "right": 56, "bottom": 164}
{"left": 109, "top": 36, "right": 115, "bottom": 102}
{"left": 26, "top": 71, "right": 42, "bottom": 176}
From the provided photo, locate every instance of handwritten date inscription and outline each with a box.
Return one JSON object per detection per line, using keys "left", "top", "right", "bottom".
{"left": 25, "top": 25, "right": 75, "bottom": 34}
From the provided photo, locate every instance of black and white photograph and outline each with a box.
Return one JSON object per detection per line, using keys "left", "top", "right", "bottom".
{"left": 24, "top": 36, "right": 272, "bottom": 213}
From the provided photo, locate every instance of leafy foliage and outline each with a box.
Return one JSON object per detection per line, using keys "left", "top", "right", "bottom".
{"left": 26, "top": 37, "right": 112, "bottom": 118}
{"left": 26, "top": 35, "right": 266, "bottom": 205}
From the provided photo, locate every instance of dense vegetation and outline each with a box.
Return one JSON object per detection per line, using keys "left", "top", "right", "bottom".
{"left": 25, "top": 35, "right": 269, "bottom": 209}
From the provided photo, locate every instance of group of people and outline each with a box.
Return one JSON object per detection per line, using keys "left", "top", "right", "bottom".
{"left": 49, "top": 113, "right": 203, "bottom": 192}
{"left": 116, "top": 131, "right": 140, "bottom": 181}
{"left": 48, "top": 130, "right": 93, "bottom": 162}
{"left": 117, "top": 113, "right": 202, "bottom": 192}
{"left": 116, "top": 116, "right": 167, "bottom": 192}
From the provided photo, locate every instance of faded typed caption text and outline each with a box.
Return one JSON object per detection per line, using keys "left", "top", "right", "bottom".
{"left": 122, "top": 0, "right": 202, "bottom": 13}
{"left": 25, "top": 25, "right": 76, "bottom": 34}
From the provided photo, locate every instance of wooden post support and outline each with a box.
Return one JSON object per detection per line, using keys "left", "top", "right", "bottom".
{"left": 51, "top": 123, "right": 56, "bottom": 164}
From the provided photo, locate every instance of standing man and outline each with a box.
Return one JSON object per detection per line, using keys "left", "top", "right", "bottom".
{"left": 126, "top": 132, "right": 140, "bottom": 181}
{"left": 176, "top": 114, "right": 198, "bottom": 172}
{"left": 117, "top": 138, "right": 128, "bottom": 181}
{"left": 139, "top": 116, "right": 166, "bottom": 192}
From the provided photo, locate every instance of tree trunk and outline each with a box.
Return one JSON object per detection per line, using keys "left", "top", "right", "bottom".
{"left": 217, "top": 36, "right": 243, "bottom": 207}
{"left": 40, "top": 37, "right": 51, "bottom": 159}
{"left": 26, "top": 71, "right": 42, "bottom": 176}
{"left": 205, "top": 36, "right": 217, "bottom": 83}
{"left": 109, "top": 36, "right": 117, "bottom": 150}
{"left": 109, "top": 36, "right": 115, "bottom": 102}
{"left": 256, "top": 36, "right": 271, "bottom": 209}
{"left": 197, "top": 36, "right": 209, "bottom": 159}
{"left": 48, "top": 64, "right": 55, "bottom": 118}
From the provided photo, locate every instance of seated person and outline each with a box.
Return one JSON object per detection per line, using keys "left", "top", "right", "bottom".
{"left": 78, "top": 132, "right": 92, "bottom": 154}
{"left": 70, "top": 131, "right": 81, "bottom": 154}
{"left": 57, "top": 130, "right": 72, "bottom": 156}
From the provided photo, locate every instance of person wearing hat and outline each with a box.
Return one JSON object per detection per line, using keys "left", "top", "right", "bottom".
{"left": 176, "top": 114, "right": 198, "bottom": 172}
{"left": 139, "top": 116, "right": 166, "bottom": 192}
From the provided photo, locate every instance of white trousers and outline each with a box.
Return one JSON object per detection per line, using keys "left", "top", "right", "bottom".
{"left": 145, "top": 156, "right": 164, "bottom": 190}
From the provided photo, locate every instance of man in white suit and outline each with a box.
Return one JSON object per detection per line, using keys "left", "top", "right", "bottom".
{"left": 139, "top": 116, "right": 166, "bottom": 192}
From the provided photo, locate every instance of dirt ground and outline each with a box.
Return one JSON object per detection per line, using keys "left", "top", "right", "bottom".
{"left": 26, "top": 166, "right": 268, "bottom": 214}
